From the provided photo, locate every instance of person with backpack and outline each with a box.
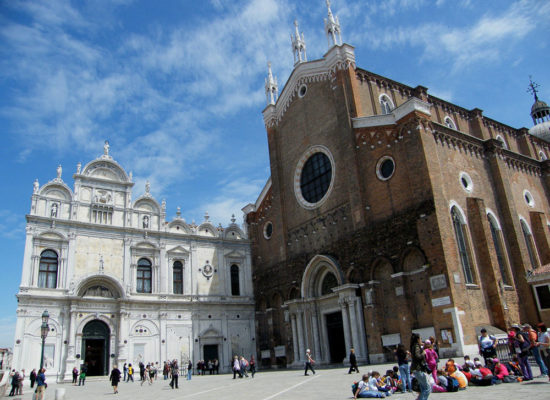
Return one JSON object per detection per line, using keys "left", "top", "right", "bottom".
{"left": 169, "top": 359, "right": 179, "bottom": 389}
{"left": 511, "top": 324, "right": 533, "bottom": 380}
{"left": 127, "top": 363, "right": 134, "bottom": 382}
{"left": 240, "top": 356, "right": 249, "bottom": 377}
{"left": 410, "top": 333, "right": 430, "bottom": 400}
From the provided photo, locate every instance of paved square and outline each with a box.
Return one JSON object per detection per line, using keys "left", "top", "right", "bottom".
{"left": 9, "top": 363, "right": 550, "bottom": 400}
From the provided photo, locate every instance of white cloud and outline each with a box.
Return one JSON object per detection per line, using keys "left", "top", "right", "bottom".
{"left": 0, "top": 210, "right": 25, "bottom": 240}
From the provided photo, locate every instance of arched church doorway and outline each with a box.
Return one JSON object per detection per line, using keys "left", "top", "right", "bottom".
{"left": 82, "top": 320, "right": 110, "bottom": 376}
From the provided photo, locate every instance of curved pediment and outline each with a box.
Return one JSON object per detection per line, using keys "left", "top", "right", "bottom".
{"left": 76, "top": 274, "right": 125, "bottom": 299}
{"left": 224, "top": 225, "right": 246, "bottom": 240}
{"left": 39, "top": 182, "right": 73, "bottom": 201}
{"left": 134, "top": 197, "right": 160, "bottom": 213}
{"left": 197, "top": 222, "right": 217, "bottom": 237}
{"left": 168, "top": 220, "right": 192, "bottom": 234}
{"left": 81, "top": 159, "right": 130, "bottom": 182}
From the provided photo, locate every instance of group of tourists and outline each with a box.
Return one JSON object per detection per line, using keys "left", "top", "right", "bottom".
{"left": 8, "top": 367, "right": 46, "bottom": 399}
{"left": 195, "top": 359, "right": 220, "bottom": 375}
{"left": 231, "top": 355, "right": 256, "bottom": 378}
{"left": 352, "top": 322, "right": 550, "bottom": 398}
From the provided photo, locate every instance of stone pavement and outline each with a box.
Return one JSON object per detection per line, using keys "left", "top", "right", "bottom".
{"left": 6, "top": 362, "right": 550, "bottom": 400}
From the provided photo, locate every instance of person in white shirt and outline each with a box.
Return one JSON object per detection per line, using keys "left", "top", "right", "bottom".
{"left": 353, "top": 373, "right": 386, "bottom": 398}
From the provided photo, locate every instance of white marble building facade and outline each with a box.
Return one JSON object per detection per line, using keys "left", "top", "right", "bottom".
{"left": 13, "top": 144, "right": 255, "bottom": 380}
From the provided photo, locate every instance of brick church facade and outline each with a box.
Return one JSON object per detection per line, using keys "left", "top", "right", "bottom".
{"left": 243, "top": 2, "right": 550, "bottom": 366}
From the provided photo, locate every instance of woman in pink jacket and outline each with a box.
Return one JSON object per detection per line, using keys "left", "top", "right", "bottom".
{"left": 424, "top": 340, "right": 439, "bottom": 380}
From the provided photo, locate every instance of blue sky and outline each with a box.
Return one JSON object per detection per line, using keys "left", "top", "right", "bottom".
{"left": 0, "top": 0, "right": 549, "bottom": 347}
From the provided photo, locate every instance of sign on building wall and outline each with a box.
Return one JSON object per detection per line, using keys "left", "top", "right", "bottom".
{"left": 431, "top": 296, "right": 451, "bottom": 307}
{"left": 274, "top": 346, "right": 286, "bottom": 357}
{"left": 430, "top": 274, "right": 447, "bottom": 291}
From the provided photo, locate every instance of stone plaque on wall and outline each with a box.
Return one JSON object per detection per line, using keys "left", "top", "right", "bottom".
{"left": 430, "top": 274, "right": 447, "bottom": 291}
{"left": 395, "top": 286, "right": 404, "bottom": 296}
{"left": 261, "top": 350, "right": 271, "bottom": 359}
{"left": 431, "top": 296, "right": 451, "bottom": 307}
{"left": 274, "top": 345, "right": 286, "bottom": 357}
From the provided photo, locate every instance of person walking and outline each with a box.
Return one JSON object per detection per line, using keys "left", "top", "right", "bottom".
{"left": 79, "top": 363, "right": 87, "bottom": 386}
{"left": 29, "top": 368, "right": 37, "bottom": 389}
{"left": 127, "top": 363, "right": 134, "bottom": 382}
{"left": 8, "top": 370, "right": 19, "bottom": 396}
{"left": 304, "top": 349, "right": 315, "bottom": 376}
{"left": 169, "top": 360, "right": 179, "bottom": 389}
{"left": 249, "top": 355, "right": 256, "bottom": 378}
{"left": 187, "top": 360, "right": 193, "bottom": 380}
{"left": 123, "top": 363, "right": 128, "bottom": 382}
{"left": 35, "top": 368, "right": 46, "bottom": 400}
{"left": 348, "top": 348, "right": 359, "bottom": 374}
{"left": 110, "top": 365, "right": 121, "bottom": 394}
{"left": 395, "top": 344, "right": 412, "bottom": 392}
{"left": 232, "top": 355, "right": 242, "bottom": 379}
{"left": 18, "top": 369, "right": 25, "bottom": 395}
{"left": 410, "top": 333, "right": 430, "bottom": 400}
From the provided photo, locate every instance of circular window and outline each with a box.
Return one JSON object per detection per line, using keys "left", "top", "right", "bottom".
{"left": 263, "top": 221, "right": 273, "bottom": 240}
{"left": 524, "top": 190, "right": 535, "bottom": 207}
{"left": 376, "top": 156, "right": 395, "bottom": 181}
{"left": 294, "top": 146, "right": 335, "bottom": 209}
{"left": 459, "top": 172, "right": 473, "bottom": 193}
{"left": 298, "top": 84, "right": 307, "bottom": 98}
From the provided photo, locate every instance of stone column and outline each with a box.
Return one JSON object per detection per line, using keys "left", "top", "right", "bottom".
{"left": 296, "top": 310, "right": 305, "bottom": 362}
{"left": 117, "top": 308, "right": 129, "bottom": 365}
{"left": 340, "top": 299, "right": 351, "bottom": 359}
{"left": 160, "top": 244, "right": 167, "bottom": 293}
{"left": 354, "top": 297, "right": 367, "bottom": 359}
{"left": 348, "top": 298, "right": 360, "bottom": 357}
{"left": 290, "top": 314, "right": 299, "bottom": 364}
{"left": 311, "top": 311, "right": 322, "bottom": 362}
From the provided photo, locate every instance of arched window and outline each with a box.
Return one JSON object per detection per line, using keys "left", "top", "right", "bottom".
{"left": 521, "top": 220, "right": 538, "bottom": 269}
{"left": 230, "top": 264, "right": 240, "bottom": 296}
{"left": 137, "top": 258, "right": 152, "bottom": 293}
{"left": 379, "top": 94, "right": 394, "bottom": 115}
{"left": 451, "top": 206, "right": 475, "bottom": 284}
{"left": 444, "top": 116, "right": 456, "bottom": 130}
{"left": 488, "top": 214, "right": 510, "bottom": 286}
{"left": 173, "top": 261, "right": 183, "bottom": 294}
{"left": 320, "top": 272, "right": 338, "bottom": 296}
{"left": 495, "top": 135, "right": 507, "bottom": 149}
{"left": 38, "top": 250, "right": 58, "bottom": 288}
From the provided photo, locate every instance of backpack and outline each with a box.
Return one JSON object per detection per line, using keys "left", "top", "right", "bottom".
{"left": 351, "top": 382, "right": 359, "bottom": 395}
{"left": 447, "top": 376, "right": 459, "bottom": 392}
{"left": 518, "top": 332, "right": 531, "bottom": 352}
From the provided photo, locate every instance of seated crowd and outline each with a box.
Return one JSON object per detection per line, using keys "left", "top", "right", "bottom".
{"left": 352, "top": 322, "right": 550, "bottom": 398}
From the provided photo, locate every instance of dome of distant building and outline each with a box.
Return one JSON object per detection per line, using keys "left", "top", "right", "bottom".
{"left": 529, "top": 121, "right": 550, "bottom": 142}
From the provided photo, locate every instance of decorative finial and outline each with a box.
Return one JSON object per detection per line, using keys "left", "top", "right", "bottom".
{"left": 231, "top": 214, "right": 236, "bottom": 224}
{"left": 176, "top": 206, "right": 181, "bottom": 218}
{"left": 33, "top": 179, "right": 39, "bottom": 194}
{"left": 161, "top": 199, "right": 166, "bottom": 210}
{"left": 56, "top": 164, "right": 62, "bottom": 180}
{"left": 129, "top": 171, "right": 133, "bottom": 181}
{"left": 291, "top": 20, "right": 307, "bottom": 65}
{"left": 103, "top": 140, "right": 110, "bottom": 156}
{"left": 265, "top": 62, "right": 279, "bottom": 106}
{"left": 76, "top": 162, "right": 81, "bottom": 174}
{"left": 145, "top": 180, "right": 150, "bottom": 194}
{"left": 528, "top": 76, "right": 540, "bottom": 102}
{"left": 204, "top": 211, "right": 210, "bottom": 222}
{"left": 324, "top": 0, "right": 342, "bottom": 48}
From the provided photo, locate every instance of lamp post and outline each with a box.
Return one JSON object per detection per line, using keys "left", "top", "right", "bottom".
{"left": 39, "top": 310, "right": 50, "bottom": 370}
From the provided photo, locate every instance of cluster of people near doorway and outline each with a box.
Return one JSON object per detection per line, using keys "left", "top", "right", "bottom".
{"left": 352, "top": 322, "right": 550, "bottom": 398}
{"left": 7, "top": 367, "right": 46, "bottom": 399}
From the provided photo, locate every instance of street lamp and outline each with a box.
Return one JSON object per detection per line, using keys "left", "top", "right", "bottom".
{"left": 39, "top": 310, "right": 49, "bottom": 370}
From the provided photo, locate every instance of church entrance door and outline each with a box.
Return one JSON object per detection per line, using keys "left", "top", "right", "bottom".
{"left": 325, "top": 312, "right": 346, "bottom": 364}
{"left": 82, "top": 320, "right": 110, "bottom": 376}
{"left": 203, "top": 344, "right": 219, "bottom": 363}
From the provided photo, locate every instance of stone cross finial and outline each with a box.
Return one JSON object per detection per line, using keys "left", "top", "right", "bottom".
{"left": 204, "top": 211, "right": 210, "bottom": 222}
{"left": 231, "top": 214, "right": 236, "bottom": 224}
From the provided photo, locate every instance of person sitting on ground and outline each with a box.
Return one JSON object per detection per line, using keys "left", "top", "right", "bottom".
{"left": 451, "top": 367, "right": 468, "bottom": 389}
{"left": 391, "top": 366, "right": 403, "bottom": 392}
{"left": 493, "top": 359, "right": 509, "bottom": 381}
{"left": 462, "top": 355, "right": 474, "bottom": 370}
{"left": 505, "top": 355, "right": 522, "bottom": 377}
{"left": 461, "top": 366, "right": 472, "bottom": 382}
{"left": 470, "top": 361, "right": 493, "bottom": 386}
{"left": 445, "top": 359, "right": 456, "bottom": 374}
{"left": 354, "top": 373, "right": 386, "bottom": 399}
{"left": 382, "top": 370, "right": 398, "bottom": 393}
{"left": 431, "top": 369, "right": 447, "bottom": 392}
{"left": 372, "top": 371, "right": 392, "bottom": 396}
